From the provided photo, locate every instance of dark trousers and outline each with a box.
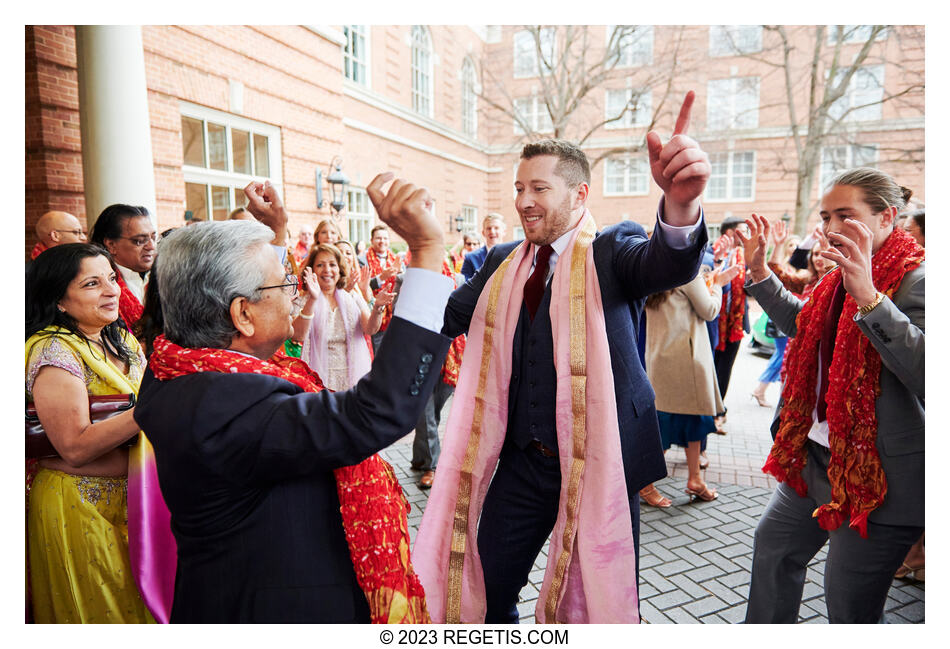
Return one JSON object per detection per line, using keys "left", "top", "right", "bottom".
{"left": 411, "top": 380, "right": 453, "bottom": 470}
{"left": 713, "top": 338, "right": 742, "bottom": 403}
{"left": 745, "top": 443, "right": 922, "bottom": 623}
{"left": 477, "top": 441, "right": 640, "bottom": 623}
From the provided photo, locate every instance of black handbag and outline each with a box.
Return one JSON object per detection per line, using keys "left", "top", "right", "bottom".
{"left": 26, "top": 393, "right": 136, "bottom": 459}
{"left": 764, "top": 318, "right": 785, "bottom": 339}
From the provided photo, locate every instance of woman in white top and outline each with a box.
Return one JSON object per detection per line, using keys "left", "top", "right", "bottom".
{"left": 291, "top": 244, "right": 392, "bottom": 390}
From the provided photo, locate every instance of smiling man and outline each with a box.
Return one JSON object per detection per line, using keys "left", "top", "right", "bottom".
{"left": 413, "top": 93, "right": 710, "bottom": 623}
{"left": 90, "top": 204, "right": 157, "bottom": 327}
{"left": 134, "top": 173, "right": 455, "bottom": 622}
{"left": 460, "top": 213, "right": 507, "bottom": 280}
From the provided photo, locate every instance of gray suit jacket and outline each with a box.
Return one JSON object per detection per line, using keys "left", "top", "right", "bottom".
{"left": 746, "top": 263, "right": 924, "bottom": 527}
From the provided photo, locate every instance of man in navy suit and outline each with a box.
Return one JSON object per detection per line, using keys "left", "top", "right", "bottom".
{"left": 460, "top": 213, "right": 507, "bottom": 280}
{"left": 436, "top": 93, "right": 710, "bottom": 622}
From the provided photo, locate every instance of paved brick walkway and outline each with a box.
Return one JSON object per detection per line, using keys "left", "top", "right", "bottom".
{"left": 381, "top": 321, "right": 924, "bottom": 624}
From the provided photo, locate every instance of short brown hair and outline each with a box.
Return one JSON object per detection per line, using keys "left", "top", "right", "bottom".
{"left": 370, "top": 224, "right": 388, "bottom": 238}
{"left": 521, "top": 139, "right": 591, "bottom": 188}
{"left": 304, "top": 243, "right": 347, "bottom": 289}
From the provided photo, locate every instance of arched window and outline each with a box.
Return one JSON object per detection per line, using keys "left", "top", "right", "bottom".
{"left": 411, "top": 26, "right": 433, "bottom": 117}
{"left": 460, "top": 58, "right": 477, "bottom": 137}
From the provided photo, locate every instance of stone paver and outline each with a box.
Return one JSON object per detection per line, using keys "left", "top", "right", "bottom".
{"left": 380, "top": 323, "right": 924, "bottom": 623}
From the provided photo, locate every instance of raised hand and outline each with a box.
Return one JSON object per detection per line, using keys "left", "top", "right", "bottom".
{"left": 710, "top": 258, "right": 742, "bottom": 287}
{"left": 301, "top": 266, "right": 321, "bottom": 300}
{"left": 366, "top": 172, "right": 444, "bottom": 273}
{"left": 771, "top": 220, "right": 789, "bottom": 246}
{"left": 735, "top": 214, "right": 771, "bottom": 282}
{"left": 646, "top": 91, "right": 711, "bottom": 225}
{"left": 243, "top": 180, "right": 288, "bottom": 244}
{"left": 374, "top": 290, "right": 395, "bottom": 312}
{"left": 819, "top": 219, "right": 877, "bottom": 306}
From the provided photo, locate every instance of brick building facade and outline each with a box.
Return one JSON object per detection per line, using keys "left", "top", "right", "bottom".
{"left": 25, "top": 25, "right": 924, "bottom": 259}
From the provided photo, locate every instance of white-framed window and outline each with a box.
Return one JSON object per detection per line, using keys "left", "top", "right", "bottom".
{"left": 605, "top": 88, "right": 651, "bottom": 129}
{"left": 343, "top": 25, "right": 369, "bottom": 86}
{"left": 709, "top": 25, "right": 763, "bottom": 56}
{"left": 513, "top": 28, "right": 556, "bottom": 78}
{"left": 461, "top": 205, "right": 478, "bottom": 231}
{"left": 346, "top": 187, "right": 373, "bottom": 245}
{"left": 828, "top": 65, "right": 885, "bottom": 123}
{"left": 180, "top": 102, "right": 282, "bottom": 222}
{"left": 828, "top": 25, "right": 888, "bottom": 45}
{"left": 705, "top": 151, "right": 756, "bottom": 201}
{"left": 604, "top": 156, "right": 649, "bottom": 196}
{"left": 512, "top": 225, "right": 525, "bottom": 241}
{"left": 819, "top": 144, "right": 878, "bottom": 192}
{"left": 411, "top": 26, "right": 433, "bottom": 117}
{"left": 607, "top": 25, "right": 653, "bottom": 67}
{"left": 707, "top": 77, "right": 760, "bottom": 131}
{"left": 513, "top": 96, "right": 553, "bottom": 134}
{"left": 461, "top": 58, "right": 478, "bottom": 138}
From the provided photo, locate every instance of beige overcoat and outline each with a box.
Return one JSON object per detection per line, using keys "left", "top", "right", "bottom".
{"left": 645, "top": 273, "right": 724, "bottom": 416}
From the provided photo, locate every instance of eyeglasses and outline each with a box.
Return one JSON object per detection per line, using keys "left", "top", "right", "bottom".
{"left": 257, "top": 274, "right": 299, "bottom": 297}
{"left": 119, "top": 233, "right": 158, "bottom": 247}
{"left": 53, "top": 229, "right": 87, "bottom": 238}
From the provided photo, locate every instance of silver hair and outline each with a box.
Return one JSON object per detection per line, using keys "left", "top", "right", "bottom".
{"left": 156, "top": 220, "right": 275, "bottom": 348}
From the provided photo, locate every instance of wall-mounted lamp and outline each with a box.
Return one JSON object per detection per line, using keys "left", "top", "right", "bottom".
{"left": 453, "top": 213, "right": 465, "bottom": 233}
{"left": 327, "top": 156, "right": 349, "bottom": 216}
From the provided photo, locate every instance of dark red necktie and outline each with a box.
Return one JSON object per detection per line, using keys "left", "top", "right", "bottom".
{"left": 816, "top": 278, "right": 847, "bottom": 422}
{"left": 524, "top": 244, "right": 554, "bottom": 321}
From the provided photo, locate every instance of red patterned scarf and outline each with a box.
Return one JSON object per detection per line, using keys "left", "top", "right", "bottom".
{"left": 439, "top": 259, "right": 466, "bottom": 387}
{"left": 115, "top": 271, "right": 145, "bottom": 327}
{"left": 147, "top": 335, "right": 429, "bottom": 623}
{"left": 763, "top": 228, "right": 924, "bottom": 538}
{"left": 30, "top": 241, "right": 48, "bottom": 260}
{"left": 366, "top": 248, "right": 398, "bottom": 333}
{"left": 713, "top": 234, "right": 745, "bottom": 350}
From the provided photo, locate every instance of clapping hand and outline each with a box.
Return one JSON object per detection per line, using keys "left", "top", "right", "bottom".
{"left": 735, "top": 214, "right": 771, "bottom": 282}
{"left": 646, "top": 91, "right": 711, "bottom": 225}
{"left": 710, "top": 258, "right": 741, "bottom": 287}
{"left": 300, "top": 266, "right": 321, "bottom": 300}
{"left": 819, "top": 219, "right": 877, "bottom": 306}
{"left": 373, "top": 290, "right": 395, "bottom": 313}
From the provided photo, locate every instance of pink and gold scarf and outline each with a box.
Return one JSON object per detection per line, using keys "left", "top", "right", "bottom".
{"left": 412, "top": 211, "right": 639, "bottom": 623}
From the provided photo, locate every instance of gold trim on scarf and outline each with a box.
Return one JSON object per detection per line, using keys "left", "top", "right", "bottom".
{"left": 543, "top": 216, "right": 596, "bottom": 622}
{"left": 445, "top": 244, "right": 525, "bottom": 623}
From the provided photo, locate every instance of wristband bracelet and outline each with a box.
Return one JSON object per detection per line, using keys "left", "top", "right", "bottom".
{"left": 298, "top": 312, "right": 314, "bottom": 320}
{"left": 858, "top": 291, "right": 885, "bottom": 316}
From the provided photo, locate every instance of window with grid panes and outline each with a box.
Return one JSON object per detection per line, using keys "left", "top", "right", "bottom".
{"left": 608, "top": 25, "right": 653, "bottom": 67}
{"left": 707, "top": 77, "right": 759, "bottom": 131}
{"left": 709, "top": 25, "right": 762, "bottom": 56}
{"left": 604, "top": 157, "right": 649, "bottom": 196}
{"left": 513, "top": 96, "right": 553, "bottom": 134}
{"left": 513, "top": 28, "right": 556, "bottom": 78}
{"left": 180, "top": 105, "right": 280, "bottom": 222}
{"left": 827, "top": 25, "right": 888, "bottom": 44}
{"left": 461, "top": 58, "right": 478, "bottom": 137}
{"left": 411, "top": 26, "right": 433, "bottom": 117}
{"left": 705, "top": 151, "right": 755, "bottom": 201}
{"left": 346, "top": 188, "right": 373, "bottom": 246}
{"left": 828, "top": 65, "right": 884, "bottom": 123}
{"left": 343, "top": 25, "right": 368, "bottom": 85}
{"left": 819, "top": 145, "right": 878, "bottom": 192}
{"left": 605, "top": 88, "right": 651, "bottom": 129}
{"left": 461, "top": 205, "right": 478, "bottom": 231}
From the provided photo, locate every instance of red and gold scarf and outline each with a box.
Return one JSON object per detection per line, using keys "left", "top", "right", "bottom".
{"left": 713, "top": 234, "right": 745, "bottom": 350}
{"left": 763, "top": 228, "right": 924, "bottom": 538}
{"left": 30, "top": 241, "right": 48, "bottom": 260}
{"left": 366, "top": 248, "right": 398, "bottom": 333}
{"left": 147, "top": 335, "right": 429, "bottom": 623}
{"left": 115, "top": 271, "right": 145, "bottom": 327}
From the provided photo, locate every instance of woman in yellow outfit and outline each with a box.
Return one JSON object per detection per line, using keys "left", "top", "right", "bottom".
{"left": 26, "top": 243, "right": 161, "bottom": 623}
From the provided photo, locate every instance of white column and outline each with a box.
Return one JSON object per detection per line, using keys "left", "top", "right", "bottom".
{"left": 76, "top": 25, "right": 157, "bottom": 227}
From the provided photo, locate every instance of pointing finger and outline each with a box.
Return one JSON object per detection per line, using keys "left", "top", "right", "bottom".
{"left": 672, "top": 91, "right": 695, "bottom": 136}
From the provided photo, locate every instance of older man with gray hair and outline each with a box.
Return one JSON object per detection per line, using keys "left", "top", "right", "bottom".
{"left": 134, "top": 172, "right": 454, "bottom": 623}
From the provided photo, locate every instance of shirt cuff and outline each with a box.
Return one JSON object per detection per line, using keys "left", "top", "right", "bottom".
{"left": 393, "top": 268, "right": 455, "bottom": 333}
{"left": 656, "top": 197, "right": 706, "bottom": 250}
{"left": 271, "top": 244, "right": 288, "bottom": 266}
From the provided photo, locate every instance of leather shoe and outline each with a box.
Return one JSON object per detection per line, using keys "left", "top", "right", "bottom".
{"left": 419, "top": 470, "right": 435, "bottom": 489}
